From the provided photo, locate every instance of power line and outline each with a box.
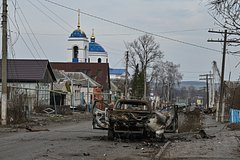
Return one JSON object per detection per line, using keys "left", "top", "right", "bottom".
{"left": 16, "top": 1, "right": 48, "bottom": 59}
{"left": 157, "top": 27, "right": 221, "bottom": 34}
{"left": 43, "top": 0, "right": 221, "bottom": 53}
{"left": 36, "top": 0, "right": 74, "bottom": 30}
{"left": 26, "top": 0, "right": 69, "bottom": 33}
{"left": 14, "top": 7, "right": 42, "bottom": 59}
{"left": 11, "top": 0, "right": 20, "bottom": 46}
{"left": 8, "top": 16, "right": 38, "bottom": 59}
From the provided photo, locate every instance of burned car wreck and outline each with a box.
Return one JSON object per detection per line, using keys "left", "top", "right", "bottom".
{"left": 92, "top": 99, "right": 178, "bottom": 140}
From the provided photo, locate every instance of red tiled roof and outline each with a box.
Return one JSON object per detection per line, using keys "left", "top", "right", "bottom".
{"left": 50, "top": 62, "right": 110, "bottom": 91}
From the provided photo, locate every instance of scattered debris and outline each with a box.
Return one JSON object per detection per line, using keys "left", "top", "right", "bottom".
{"left": 83, "top": 152, "right": 90, "bottom": 156}
{"left": 198, "top": 129, "right": 208, "bottom": 138}
{"left": 154, "top": 141, "right": 171, "bottom": 160}
{"left": 194, "top": 129, "right": 215, "bottom": 139}
{"left": 123, "top": 145, "right": 130, "bottom": 147}
{"left": 25, "top": 126, "right": 49, "bottom": 132}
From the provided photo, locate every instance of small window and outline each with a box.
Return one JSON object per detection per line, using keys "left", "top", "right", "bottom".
{"left": 73, "top": 46, "right": 78, "bottom": 58}
{"left": 98, "top": 58, "right": 101, "bottom": 63}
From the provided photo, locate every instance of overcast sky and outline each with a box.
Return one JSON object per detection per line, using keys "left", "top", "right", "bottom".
{"left": 3, "top": 0, "right": 240, "bottom": 81}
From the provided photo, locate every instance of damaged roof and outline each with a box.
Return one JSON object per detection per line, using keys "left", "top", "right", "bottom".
{"left": 0, "top": 59, "right": 56, "bottom": 83}
{"left": 50, "top": 62, "right": 110, "bottom": 91}
{"left": 53, "top": 69, "right": 101, "bottom": 88}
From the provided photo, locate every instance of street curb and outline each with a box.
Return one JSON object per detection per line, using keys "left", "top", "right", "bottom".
{"left": 154, "top": 141, "right": 171, "bottom": 160}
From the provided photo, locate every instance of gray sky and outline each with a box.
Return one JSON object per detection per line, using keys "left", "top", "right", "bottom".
{"left": 3, "top": 0, "right": 240, "bottom": 81}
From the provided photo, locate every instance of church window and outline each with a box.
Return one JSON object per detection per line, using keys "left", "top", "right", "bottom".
{"left": 73, "top": 46, "right": 78, "bottom": 58}
{"left": 98, "top": 58, "right": 102, "bottom": 63}
{"left": 88, "top": 58, "right": 90, "bottom": 63}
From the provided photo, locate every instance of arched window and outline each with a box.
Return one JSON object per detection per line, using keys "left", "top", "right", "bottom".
{"left": 73, "top": 46, "right": 78, "bottom": 58}
{"left": 98, "top": 58, "right": 101, "bottom": 63}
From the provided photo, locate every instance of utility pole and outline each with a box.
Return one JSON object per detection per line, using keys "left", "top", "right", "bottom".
{"left": 124, "top": 51, "right": 129, "bottom": 99}
{"left": 209, "top": 71, "right": 215, "bottom": 109}
{"left": 199, "top": 74, "right": 212, "bottom": 110}
{"left": 1, "top": 0, "right": 8, "bottom": 125}
{"left": 208, "top": 29, "right": 240, "bottom": 122}
{"left": 143, "top": 67, "right": 147, "bottom": 100}
{"left": 219, "top": 30, "right": 227, "bottom": 122}
{"left": 87, "top": 78, "right": 89, "bottom": 112}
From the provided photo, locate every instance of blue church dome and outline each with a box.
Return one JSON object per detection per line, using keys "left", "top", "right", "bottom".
{"left": 70, "top": 29, "right": 87, "bottom": 38}
{"left": 89, "top": 42, "right": 106, "bottom": 52}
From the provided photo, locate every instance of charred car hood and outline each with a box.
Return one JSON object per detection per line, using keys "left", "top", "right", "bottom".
{"left": 109, "top": 110, "right": 151, "bottom": 122}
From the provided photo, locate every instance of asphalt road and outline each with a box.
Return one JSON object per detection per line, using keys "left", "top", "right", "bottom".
{"left": 0, "top": 120, "right": 164, "bottom": 160}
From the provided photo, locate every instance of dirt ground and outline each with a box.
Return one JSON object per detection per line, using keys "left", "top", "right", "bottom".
{"left": 0, "top": 112, "right": 166, "bottom": 160}
{"left": 0, "top": 112, "right": 93, "bottom": 136}
{"left": 1, "top": 108, "right": 239, "bottom": 160}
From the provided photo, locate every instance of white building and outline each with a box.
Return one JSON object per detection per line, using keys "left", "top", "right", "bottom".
{"left": 67, "top": 11, "right": 108, "bottom": 63}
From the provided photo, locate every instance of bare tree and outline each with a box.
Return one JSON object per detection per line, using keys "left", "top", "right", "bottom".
{"left": 151, "top": 60, "right": 182, "bottom": 102}
{"left": 208, "top": 0, "right": 240, "bottom": 32}
{"left": 127, "top": 34, "right": 163, "bottom": 71}
{"left": 126, "top": 34, "right": 163, "bottom": 99}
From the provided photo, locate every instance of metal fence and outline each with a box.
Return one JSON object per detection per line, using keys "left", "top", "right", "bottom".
{"left": 0, "top": 85, "right": 70, "bottom": 123}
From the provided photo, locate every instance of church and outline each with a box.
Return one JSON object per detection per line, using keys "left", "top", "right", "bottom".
{"left": 51, "top": 11, "right": 110, "bottom": 94}
{"left": 66, "top": 10, "right": 108, "bottom": 64}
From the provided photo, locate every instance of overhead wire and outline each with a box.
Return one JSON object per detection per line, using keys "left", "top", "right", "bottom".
{"left": 43, "top": 0, "right": 221, "bottom": 54}
{"left": 11, "top": 0, "right": 20, "bottom": 46}
{"left": 111, "top": 57, "right": 124, "bottom": 68}
{"left": 9, "top": 14, "right": 52, "bottom": 84}
{"left": 26, "top": 0, "right": 69, "bottom": 33}
{"left": 8, "top": 1, "right": 21, "bottom": 82}
{"left": 8, "top": 16, "right": 38, "bottom": 59}
{"left": 14, "top": 5, "right": 42, "bottom": 59}
{"left": 36, "top": 0, "right": 74, "bottom": 30}
{"left": 16, "top": 0, "right": 48, "bottom": 59}
{"left": 8, "top": 18, "right": 17, "bottom": 59}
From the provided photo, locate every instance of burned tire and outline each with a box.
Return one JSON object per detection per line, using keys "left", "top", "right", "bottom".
{"left": 108, "top": 122, "right": 115, "bottom": 140}
{"left": 108, "top": 129, "right": 114, "bottom": 140}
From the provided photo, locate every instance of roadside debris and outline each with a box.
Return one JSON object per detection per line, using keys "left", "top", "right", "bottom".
{"left": 25, "top": 125, "right": 49, "bottom": 132}
{"left": 83, "top": 152, "right": 90, "bottom": 156}
{"left": 194, "top": 129, "right": 215, "bottom": 139}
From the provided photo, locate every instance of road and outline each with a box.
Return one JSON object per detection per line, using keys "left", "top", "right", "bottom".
{"left": 161, "top": 114, "right": 240, "bottom": 160}
{"left": 0, "top": 120, "right": 164, "bottom": 160}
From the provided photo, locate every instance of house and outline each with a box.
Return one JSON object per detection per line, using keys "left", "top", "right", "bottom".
{"left": 53, "top": 69, "right": 102, "bottom": 109}
{"left": 0, "top": 59, "right": 56, "bottom": 111}
{"left": 50, "top": 62, "right": 110, "bottom": 93}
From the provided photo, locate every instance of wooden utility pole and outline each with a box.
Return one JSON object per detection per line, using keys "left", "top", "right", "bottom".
{"left": 124, "top": 51, "right": 129, "bottom": 99}
{"left": 1, "top": 0, "right": 8, "bottom": 125}
{"left": 143, "top": 68, "right": 147, "bottom": 100}
{"left": 199, "top": 74, "right": 213, "bottom": 110}
{"left": 219, "top": 30, "right": 227, "bottom": 122}
{"left": 208, "top": 29, "right": 240, "bottom": 122}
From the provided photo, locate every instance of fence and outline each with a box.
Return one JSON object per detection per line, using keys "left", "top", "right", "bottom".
{"left": 0, "top": 85, "right": 114, "bottom": 123}
{"left": 0, "top": 85, "right": 71, "bottom": 123}
{"left": 230, "top": 108, "right": 240, "bottom": 124}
